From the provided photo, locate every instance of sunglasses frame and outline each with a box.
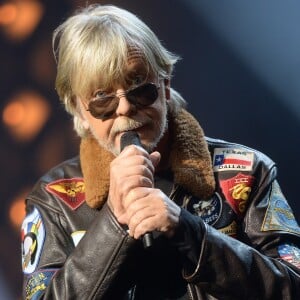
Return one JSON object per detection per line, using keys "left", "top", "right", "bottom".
{"left": 86, "top": 82, "right": 160, "bottom": 120}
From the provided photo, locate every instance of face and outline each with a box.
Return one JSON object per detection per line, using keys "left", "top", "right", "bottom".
{"left": 77, "top": 55, "right": 169, "bottom": 156}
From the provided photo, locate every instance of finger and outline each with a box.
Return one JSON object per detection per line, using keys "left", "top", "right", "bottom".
{"left": 125, "top": 197, "right": 161, "bottom": 238}
{"left": 110, "top": 165, "right": 154, "bottom": 194}
{"left": 126, "top": 192, "right": 181, "bottom": 239}
{"left": 122, "top": 187, "right": 152, "bottom": 210}
{"left": 122, "top": 177, "right": 153, "bottom": 205}
{"left": 129, "top": 213, "right": 158, "bottom": 239}
{"left": 112, "top": 153, "right": 155, "bottom": 176}
{"left": 119, "top": 144, "right": 149, "bottom": 160}
{"left": 149, "top": 151, "right": 161, "bottom": 168}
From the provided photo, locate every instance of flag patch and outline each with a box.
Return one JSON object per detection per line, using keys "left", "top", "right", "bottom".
{"left": 278, "top": 244, "right": 300, "bottom": 269}
{"left": 213, "top": 148, "right": 254, "bottom": 172}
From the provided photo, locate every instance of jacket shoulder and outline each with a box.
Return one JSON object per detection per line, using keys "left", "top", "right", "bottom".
{"left": 39, "top": 156, "right": 82, "bottom": 183}
{"left": 26, "top": 156, "right": 83, "bottom": 210}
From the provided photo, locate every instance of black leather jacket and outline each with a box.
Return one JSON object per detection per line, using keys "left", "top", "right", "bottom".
{"left": 21, "top": 137, "right": 300, "bottom": 299}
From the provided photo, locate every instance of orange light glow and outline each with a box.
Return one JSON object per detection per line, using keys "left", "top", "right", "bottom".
{"left": 0, "top": 3, "right": 17, "bottom": 25}
{"left": 2, "top": 90, "right": 51, "bottom": 142}
{"left": 2, "top": 100, "right": 25, "bottom": 127}
{"left": 9, "top": 190, "right": 28, "bottom": 230}
{"left": 0, "top": 0, "right": 44, "bottom": 42}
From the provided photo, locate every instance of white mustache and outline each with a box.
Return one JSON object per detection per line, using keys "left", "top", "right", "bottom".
{"left": 110, "top": 117, "right": 150, "bottom": 136}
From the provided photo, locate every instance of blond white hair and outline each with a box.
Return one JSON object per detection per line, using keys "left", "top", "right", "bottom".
{"left": 53, "top": 4, "right": 186, "bottom": 137}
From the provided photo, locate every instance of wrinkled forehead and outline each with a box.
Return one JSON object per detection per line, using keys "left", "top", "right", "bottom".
{"left": 127, "top": 46, "right": 144, "bottom": 65}
{"left": 94, "top": 47, "right": 152, "bottom": 89}
{"left": 124, "top": 46, "right": 153, "bottom": 79}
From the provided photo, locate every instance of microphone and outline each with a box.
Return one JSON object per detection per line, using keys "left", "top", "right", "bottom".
{"left": 120, "top": 131, "right": 153, "bottom": 248}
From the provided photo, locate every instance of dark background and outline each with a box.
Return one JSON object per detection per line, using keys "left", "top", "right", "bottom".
{"left": 1, "top": 0, "right": 299, "bottom": 298}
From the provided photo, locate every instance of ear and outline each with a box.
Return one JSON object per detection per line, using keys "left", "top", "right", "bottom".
{"left": 164, "top": 78, "right": 171, "bottom": 100}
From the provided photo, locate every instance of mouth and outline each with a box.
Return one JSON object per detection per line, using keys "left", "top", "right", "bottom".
{"left": 118, "top": 126, "right": 144, "bottom": 141}
{"left": 110, "top": 117, "right": 152, "bottom": 148}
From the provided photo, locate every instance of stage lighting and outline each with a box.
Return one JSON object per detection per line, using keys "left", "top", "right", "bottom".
{"left": 2, "top": 90, "right": 51, "bottom": 142}
{"left": 0, "top": 0, "right": 44, "bottom": 42}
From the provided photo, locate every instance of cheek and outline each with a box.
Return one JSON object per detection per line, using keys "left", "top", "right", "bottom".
{"left": 151, "top": 97, "right": 167, "bottom": 120}
{"left": 88, "top": 118, "right": 114, "bottom": 140}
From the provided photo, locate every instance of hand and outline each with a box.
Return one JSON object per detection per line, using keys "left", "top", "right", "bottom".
{"left": 108, "top": 144, "right": 180, "bottom": 239}
{"left": 118, "top": 187, "right": 181, "bottom": 239}
{"left": 108, "top": 144, "right": 160, "bottom": 219}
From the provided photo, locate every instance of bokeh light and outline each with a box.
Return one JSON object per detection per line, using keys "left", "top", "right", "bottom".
{"left": 8, "top": 189, "right": 28, "bottom": 231}
{"left": 2, "top": 90, "right": 51, "bottom": 142}
{"left": 0, "top": 0, "right": 44, "bottom": 42}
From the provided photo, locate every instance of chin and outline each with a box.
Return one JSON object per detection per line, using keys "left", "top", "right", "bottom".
{"left": 142, "top": 142, "right": 156, "bottom": 153}
{"left": 141, "top": 131, "right": 164, "bottom": 153}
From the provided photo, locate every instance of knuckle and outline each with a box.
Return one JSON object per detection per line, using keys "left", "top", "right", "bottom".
{"left": 127, "top": 187, "right": 139, "bottom": 200}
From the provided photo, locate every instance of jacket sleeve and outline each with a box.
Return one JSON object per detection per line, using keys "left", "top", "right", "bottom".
{"left": 171, "top": 167, "right": 300, "bottom": 299}
{"left": 21, "top": 200, "right": 137, "bottom": 300}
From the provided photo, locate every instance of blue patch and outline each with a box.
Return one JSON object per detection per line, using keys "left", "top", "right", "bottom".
{"left": 278, "top": 244, "right": 300, "bottom": 269}
{"left": 25, "top": 269, "right": 57, "bottom": 299}
{"left": 261, "top": 181, "right": 300, "bottom": 234}
{"left": 191, "top": 193, "right": 222, "bottom": 225}
{"left": 21, "top": 207, "right": 46, "bottom": 274}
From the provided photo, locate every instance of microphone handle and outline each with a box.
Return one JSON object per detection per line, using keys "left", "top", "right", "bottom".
{"left": 120, "top": 131, "right": 153, "bottom": 248}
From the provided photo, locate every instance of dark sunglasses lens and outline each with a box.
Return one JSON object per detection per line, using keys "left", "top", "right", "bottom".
{"left": 128, "top": 83, "right": 158, "bottom": 106}
{"left": 88, "top": 83, "right": 159, "bottom": 119}
{"left": 88, "top": 96, "right": 117, "bottom": 119}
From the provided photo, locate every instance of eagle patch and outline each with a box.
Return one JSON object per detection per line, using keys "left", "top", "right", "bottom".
{"left": 46, "top": 178, "right": 85, "bottom": 210}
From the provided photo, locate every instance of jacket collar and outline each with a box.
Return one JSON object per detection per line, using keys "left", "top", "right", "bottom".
{"left": 80, "top": 109, "right": 215, "bottom": 209}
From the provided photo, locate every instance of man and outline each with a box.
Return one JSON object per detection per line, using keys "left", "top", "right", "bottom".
{"left": 21, "top": 4, "right": 300, "bottom": 299}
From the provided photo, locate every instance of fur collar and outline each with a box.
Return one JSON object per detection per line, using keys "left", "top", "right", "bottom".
{"left": 80, "top": 109, "right": 215, "bottom": 209}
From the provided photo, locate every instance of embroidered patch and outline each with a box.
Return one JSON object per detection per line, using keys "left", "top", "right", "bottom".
{"left": 21, "top": 207, "right": 45, "bottom": 274}
{"left": 71, "top": 231, "right": 86, "bottom": 247}
{"left": 220, "top": 173, "right": 255, "bottom": 217}
{"left": 213, "top": 148, "right": 254, "bottom": 172}
{"left": 192, "top": 193, "right": 222, "bottom": 226}
{"left": 46, "top": 178, "right": 85, "bottom": 210}
{"left": 278, "top": 244, "right": 300, "bottom": 269}
{"left": 261, "top": 181, "right": 300, "bottom": 234}
{"left": 218, "top": 221, "right": 238, "bottom": 238}
{"left": 25, "top": 269, "right": 58, "bottom": 300}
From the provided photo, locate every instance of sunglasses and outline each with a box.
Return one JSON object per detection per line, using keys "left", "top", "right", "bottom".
{"left": 87, "top": 82, "right": 160, "bottom": 120}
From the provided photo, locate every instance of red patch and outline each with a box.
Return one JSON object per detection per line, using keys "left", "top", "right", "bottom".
{"left": 46, "top": 178, "right": 85, "bottom": 210}
{"left": 220, "top": 173, "right": 255, "bottom": 217}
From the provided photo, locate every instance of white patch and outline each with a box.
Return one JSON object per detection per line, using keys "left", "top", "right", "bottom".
{"left": 213, "top": 148, "right": 254, "bottom": 172}
{"left": 71, "top": 231, "right": 86, "bottom": 247}
{"left": 21, "top": 207, "right": 45, "bottom": 274}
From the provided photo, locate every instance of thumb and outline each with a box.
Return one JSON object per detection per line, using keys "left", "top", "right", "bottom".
{"left": 150, "top": 151, "right": 161, "bottom": 168}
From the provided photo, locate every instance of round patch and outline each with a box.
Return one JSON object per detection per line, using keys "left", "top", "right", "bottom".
{"left": 21, "top": 207, "right": 45, "bottom": 274}
{"left": 191, "top": 193, "right": 222, "bottom": 225}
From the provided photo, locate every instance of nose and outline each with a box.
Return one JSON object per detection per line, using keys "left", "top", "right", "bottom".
{"left": 115, "top": 89, "right": 136, "bottom": 116}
